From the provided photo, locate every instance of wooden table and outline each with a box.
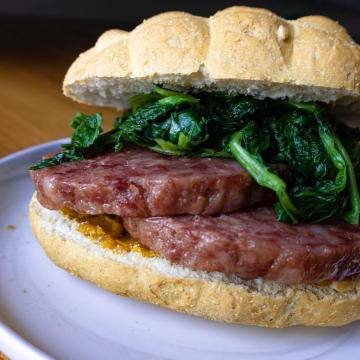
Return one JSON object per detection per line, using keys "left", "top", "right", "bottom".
{"left": 0, "top": 19, "right": 121, "bottom": 158}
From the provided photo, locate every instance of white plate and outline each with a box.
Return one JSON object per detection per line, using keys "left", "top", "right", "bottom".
{"left": 0, "top": 140, "right": 359, "bottom": 360}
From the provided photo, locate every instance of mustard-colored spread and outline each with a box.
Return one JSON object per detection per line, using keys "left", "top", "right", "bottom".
{"left": 317, "top": 279, "right": 359, "bottom": 292}
{"left": 61, "top": 209, "right": 156, "bottom": 257}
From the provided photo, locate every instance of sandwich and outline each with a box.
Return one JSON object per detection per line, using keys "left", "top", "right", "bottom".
{"left": 29, "top": 6, "right": 360, "bottom": 327}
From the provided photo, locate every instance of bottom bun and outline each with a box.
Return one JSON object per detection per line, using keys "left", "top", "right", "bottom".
{"left": 29, "top": 193, "right": 360, "bottom": 328}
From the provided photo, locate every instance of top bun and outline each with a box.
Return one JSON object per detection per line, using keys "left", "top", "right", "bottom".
{"left": 63, "top": 6, "right": 360, "bottom": 110}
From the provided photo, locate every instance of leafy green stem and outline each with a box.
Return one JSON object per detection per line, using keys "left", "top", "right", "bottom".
{"left": 334, "top": 135, "right": 360, "bottom": 224}
{"left": 229, "top": 129, "right": 298, "bottom": 223}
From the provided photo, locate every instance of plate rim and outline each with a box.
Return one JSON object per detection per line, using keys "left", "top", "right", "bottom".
{"left": 0, "top": 140, "right": 68, "bottom": 360}
{"left": 0, "top": 321, "right": 52, "bottom": 360}
{"left": 0, "top": 138, "right": 68, "bottom": 165}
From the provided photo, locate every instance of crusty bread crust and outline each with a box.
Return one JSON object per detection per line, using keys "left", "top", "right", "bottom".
{"left": 63, "top": 6, "right": 360, "bottom": 109}
{"left": 29, "top": 194, "right": 360, "bottom": 327}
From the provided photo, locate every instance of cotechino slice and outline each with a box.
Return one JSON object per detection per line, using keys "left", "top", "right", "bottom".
{"left": 124, "top": 206, "right": 360, "bottom": 284}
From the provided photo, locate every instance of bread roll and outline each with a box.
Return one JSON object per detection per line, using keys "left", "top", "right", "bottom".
{"left": 63, "top": 6, "right": 360, "bottom": 110}
{"left": 29, "top": 194, "right": 360, "bottom": 328}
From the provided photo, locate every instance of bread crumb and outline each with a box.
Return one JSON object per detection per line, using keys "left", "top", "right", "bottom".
{"left": 277, "top": 25, "right": 289, "bottom": 41}
{"left": 6, "top": 224, "right": 15, "bottom": 230}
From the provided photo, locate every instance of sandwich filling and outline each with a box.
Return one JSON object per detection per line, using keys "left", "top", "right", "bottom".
{"left": 31, "top": 86, "right": 360, "bottom": 225}
{"left": 31, "top": 146, "right": 287, "bottom": 217}
{"left": 61, "top": 208, "right": 156, "bottom": 258}
{"left": 30, "top": 87, "right": 360, "bottom": 284}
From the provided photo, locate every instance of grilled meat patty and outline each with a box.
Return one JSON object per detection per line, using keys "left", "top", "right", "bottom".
{"left": 124, "top": 206, "right": 360, "bottom": 284}
{"left": 31, "top": 146, "right": 284, "bottom": 217}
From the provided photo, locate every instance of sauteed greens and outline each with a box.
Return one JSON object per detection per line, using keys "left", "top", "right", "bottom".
{"left": 30, "top": 86, "right": 360, "bottom": 224}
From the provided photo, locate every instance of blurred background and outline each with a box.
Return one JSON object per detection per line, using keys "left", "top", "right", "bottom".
{"left": 1, "top": 0, "right": 359, "bottom": 157}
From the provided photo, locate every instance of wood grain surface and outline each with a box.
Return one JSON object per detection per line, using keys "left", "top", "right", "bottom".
{"left": 0, "top": 19, "right": 120, "bottom": 158}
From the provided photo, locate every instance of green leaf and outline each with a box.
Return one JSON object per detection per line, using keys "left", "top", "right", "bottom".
{"left": 152, "top": 132, "right": 192, "bottom": 155}
{"left": 334, "top": 135, "right": 360, "bottom": 224}
{"left": 287, "top": 101, "right": 318, "bottom": 113}
{"left": 229, "top": 126, "right": 298, "bottom": 223}
{"left": 154, "top": 86, "right": 198, "bottom": 104}
{"left": 31, "top": 113, "right": 110, "bottom": 170}
{"left": 337, "top": 123, "right": 360, "bottom": 177}
{"left": 151, "top": 139, "right": 187, "bottom": 156}
{"left": 130, "top": 93, "right": 161, "bottom": 112}
{"left": 158, "top": 95, "right": 198, "bottom": 106}
{"left": 71, "top": 112, "right": 103, "bottom": 149}
{"left": 120, "top": 102, "right": 174, "bottom": 145}
{"left": 177, "top": 132, "right": 191, "bottom": 150}
{"left": 195, "top": 148, "right": 232, "bottom": 158}
{"left": 29, "top": 150, "right": 84, "bottom": 170}
{"left": 317, "top": 118, "right": 347, "bottom": 194}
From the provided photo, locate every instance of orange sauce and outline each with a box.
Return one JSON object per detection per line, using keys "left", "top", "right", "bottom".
{"left": 317, "top": 280, "right": 358, "bottom": 292}
{"left": 61, "top": 209, "right": 156, "bottom": 257}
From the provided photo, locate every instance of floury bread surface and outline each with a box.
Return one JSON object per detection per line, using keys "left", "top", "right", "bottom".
{"left": 30, "top": 194, "right": 360, "bottom": 327}
{"left": 63, "top": 6, "right": 360, "bottom": 110}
